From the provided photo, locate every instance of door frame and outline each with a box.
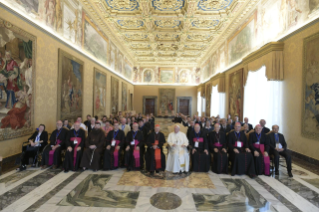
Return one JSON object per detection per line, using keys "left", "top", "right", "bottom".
{"left": 177, "top": 96, "right": 192, "bottom": 116}
{"left": 143, "top": 96, "right": 157, "bottom": 116}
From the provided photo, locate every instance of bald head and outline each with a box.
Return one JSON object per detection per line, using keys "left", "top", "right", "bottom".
{"left": 255, "top": 124, "right": 262, "bottom": 134}
{"left": 194, "top": 124, "right": 200, "bottom": 132}
{"left": 214, "top": 123, "right": 221, "bottom": 132}
{"left": 56, "top": 120, "right": 63, "bottom": 129}
{"left": 234, "top": 122, "right": 241, "bottom": 132}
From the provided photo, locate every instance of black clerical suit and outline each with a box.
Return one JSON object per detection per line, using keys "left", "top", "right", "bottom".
{"left": 267, "top": 132, "right": 292, "bottom": 173}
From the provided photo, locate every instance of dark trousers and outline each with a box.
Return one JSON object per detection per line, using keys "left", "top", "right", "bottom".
{"left": 21, "top": 145, "right": 39, "bottom": 165}
{"left": 270, "top": 149, "right": 292, "bottom": 172}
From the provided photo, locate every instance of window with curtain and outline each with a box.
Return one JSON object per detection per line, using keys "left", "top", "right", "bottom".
{"left": 197, "top": 91, "right": 202, "bottom": 116}
{"left": 210, "top": 85, "right": 226, "bottom": 118}
{"left": 243, "top": 66, "right": 282, "bottom": 129}
{"left": 202, "top": 98, "right": 206, "bottom": 114}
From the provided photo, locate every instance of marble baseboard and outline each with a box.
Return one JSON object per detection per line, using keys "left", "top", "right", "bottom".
{"left": 290, "top": 149, "right": 319, "bottom": 166}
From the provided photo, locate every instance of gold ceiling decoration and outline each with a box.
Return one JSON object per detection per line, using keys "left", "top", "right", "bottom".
{"left": 84, "top": 0, "right": 258, "bottom": 65}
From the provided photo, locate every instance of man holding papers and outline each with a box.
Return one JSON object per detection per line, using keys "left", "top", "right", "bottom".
{"left": 267, "top": 125, "right": 293, "bottom": 177}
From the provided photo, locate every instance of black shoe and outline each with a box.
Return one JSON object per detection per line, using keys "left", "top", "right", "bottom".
{"left": 249, "top": 174, "right": 257, "bottom": 179}
{"left": 127, "top": 168, "right": 131, "bottom": 172}
{"left": 275, "top": 170, "right": 279, "bottom": 175}
{"left": 31, "top": 164, "right": 36, "bottom": 168}
{"left": 93, "top": 169, "right": 97, "bottom": 172}
{"left": 17, "top": 165, "right": 26, "bottom": 171}
{"left": 150, "top": 171, "right": 154, "bottom": 175}
{"left": 288, "top": 172, "right": 293, "bottom": 178}
{"left": 64, "top": 170, "right": 69, "bottom": 173}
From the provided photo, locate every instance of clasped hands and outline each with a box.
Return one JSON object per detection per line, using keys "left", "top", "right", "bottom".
{"left": 67, "top": 146, "right": 81, "bottom": 152}
{"left": 192, "top": 148, "right": 208, "bottom": 155}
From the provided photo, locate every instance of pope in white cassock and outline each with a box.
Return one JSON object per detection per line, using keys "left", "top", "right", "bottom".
{"left": 166, "top": 125, "right": 190, "bottom": 173}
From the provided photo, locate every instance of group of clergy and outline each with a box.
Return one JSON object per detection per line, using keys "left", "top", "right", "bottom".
{"left": 17, "top": 112, "right": 293, "bottom": 178}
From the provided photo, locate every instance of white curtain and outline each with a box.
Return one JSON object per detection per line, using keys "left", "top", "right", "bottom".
{"left": 243, "top": 66, "right": 283, "bottom": 129}
{"left": 210, "top": 85, "right": 226, "bottom": 118}
{"left": 197, "top": 91, "right": 202, "bottom": 116}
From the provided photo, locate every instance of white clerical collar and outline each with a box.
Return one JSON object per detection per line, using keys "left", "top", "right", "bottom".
{"left": 155, "top": 132, "right": 159, "bottom": 134}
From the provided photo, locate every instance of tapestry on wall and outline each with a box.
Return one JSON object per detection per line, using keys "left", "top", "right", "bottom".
{"left": 302, "top": 32, "right": 319, "bottom": 140}
{"left": 111, "top": 76, "right": 119, "bottom": 114}
{"left": 0, "top": 19, "right": 36, "bottom": 141}
{"left": 57, "top": 49, "right": 83, "bottom": 122}
{"left": 158, "top": 88, "right": 175, "bottom": 116}
{"left": 93, "top": 68, "right": 106, "bottom": 118}
{"left": 229, "top": 69, "right": 243, "bottom": 121}
{"left": 122, "top": 82, "right": 128, "bottom": 111}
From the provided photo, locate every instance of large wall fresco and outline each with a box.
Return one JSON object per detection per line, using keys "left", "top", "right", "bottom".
{"left": 3, "top": 0, "right": 134, "bottom": 81}
{"left": 201, "top": 0, "right": 319, "bottom": 82}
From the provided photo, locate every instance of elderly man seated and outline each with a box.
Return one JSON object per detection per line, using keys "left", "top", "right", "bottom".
{"left": 166, "top": 125, "right": 189, "bottom": 174}
{"left": 267, "top": 125, "right": 293, "bottom": 177}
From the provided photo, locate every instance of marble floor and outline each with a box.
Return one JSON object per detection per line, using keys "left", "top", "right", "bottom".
{"left": 0, "top": 119, "right": 319, "bottom": 212}
{"left": 0, "top": 156, "right": 319, "bottom": 211}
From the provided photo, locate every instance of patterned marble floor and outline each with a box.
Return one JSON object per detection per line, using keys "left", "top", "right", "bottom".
{"left": 0, "top": 119, "right": 319, "bottom": 211}
{"left": 0, "top": 160, "right": 318, "bottom": 211}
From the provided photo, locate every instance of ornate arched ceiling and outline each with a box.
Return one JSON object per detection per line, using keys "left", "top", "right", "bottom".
{"left": 82, "top": 0, "right": 259, "bottom": 66}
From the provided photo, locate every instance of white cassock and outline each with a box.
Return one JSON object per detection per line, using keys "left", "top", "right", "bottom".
{"left": 166, "top": 131, "right": 189, "bottom": 172}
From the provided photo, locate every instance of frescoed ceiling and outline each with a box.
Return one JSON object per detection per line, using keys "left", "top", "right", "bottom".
{"left": 81, "top": 0, "right": 259, "bottom": 66}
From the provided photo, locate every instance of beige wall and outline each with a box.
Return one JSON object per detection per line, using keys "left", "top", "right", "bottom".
{"left": 201, "top": 20, "right": 319, "bottom": 160}
{"left": 0, "top": 8, "right": 134, "bottom": 158}
{"left": 133, "top": 86, "right": 198, "bottom": 116}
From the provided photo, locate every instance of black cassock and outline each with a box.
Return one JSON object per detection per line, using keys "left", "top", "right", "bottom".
{"left": 208, "top": 131, "right": 228, "bottom": 174}
{"left": 125, "top": 130, "right": 144, "bottom": 170}
{"left": 228, "top": 131, "right": 256, "bottom": 176}
{"left": 41, "top": 127, "right": 68, "bottom": 167}
{"left": 249, "top": 132, "right": 270, "bottom": 176}
{"left": 145, "top": 132, "right": 166, "bottom": 172}
{"left": 189, "top": 130, "right": 210, "bottom": 172}
{"left": 80, "top": 129, "right": 105, "bottom": 170}
{"left": 104, "top": 129, "right": 125, "bottom": 170}
{"left": 63, "top": 129, "right": 86, "bottom": 171}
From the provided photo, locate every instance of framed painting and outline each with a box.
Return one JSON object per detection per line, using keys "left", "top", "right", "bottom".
{"left": 0, "top": 18, "right": 36, "bottom": 141}
{"left": 122, "top": 82, "right": 128, "bottom": 111}
{"left": 57, "top": 49, "right": 84, "bottom": 122}
{"left": 93, "top": 68, "right": 106, "bottom": 118}
{"left": 159, "top": 88, "right": 175, "bottom": 115}
{"left": 82, "top": 12, "right": 108, "bottom": 65}
{"left": 111, "top": 76, "right": 119, "bottom": 114}
{"left": 227, "top": 12, "right": 257, "bottom": 66}
{"left": 302, "top": 32, "right": 319, "bottom": 140}
{"left": 228, "top": 69, "right": 243, "bottom": 121}
{"left": 160, "top": 68, "right": 174, "bottom": 83}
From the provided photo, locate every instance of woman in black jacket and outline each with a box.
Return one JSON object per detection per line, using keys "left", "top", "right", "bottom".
{"left": 18, "top": 124, "right": 48, "bottom": 171}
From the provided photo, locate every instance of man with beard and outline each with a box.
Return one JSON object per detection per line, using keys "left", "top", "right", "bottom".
{"left": 41, "top": 120, "right": 68, "bottom": 169}
{"left": 80, "top": 122, "right": 105, "bottom": 171}
{"left": 103, "top": 122, "right": 125, "bottom": 170}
